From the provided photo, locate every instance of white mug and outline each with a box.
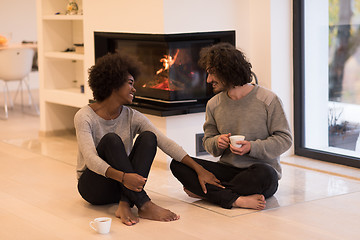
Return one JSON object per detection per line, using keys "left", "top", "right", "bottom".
{"left": 229, "top": 135, "right": 245, "bottom": 148}
{"left": 90, "top": 217, "right": 112, "bottom": 234}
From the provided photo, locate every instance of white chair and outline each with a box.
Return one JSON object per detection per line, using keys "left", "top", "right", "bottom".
{"left": 0, "top": 47, "right": 39, "bottom": 119}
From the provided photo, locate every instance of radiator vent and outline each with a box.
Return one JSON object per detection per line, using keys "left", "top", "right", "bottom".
{"left": 195, "top": 133, "right": 207, "bottom": 156}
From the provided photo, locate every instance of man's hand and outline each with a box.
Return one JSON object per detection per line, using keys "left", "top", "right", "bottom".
{"left": 217, "top": 133, "right": 231, "bottom": 149}
{"left": 197, "top": 168, "right": 225, "bottom": 194}
{"left": 229, "top": 140, "right": 251, "bottom": 155}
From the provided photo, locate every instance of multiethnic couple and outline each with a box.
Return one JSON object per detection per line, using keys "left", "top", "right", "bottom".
{"left": 74, "top": 43, "right": 292, "bottom": 226}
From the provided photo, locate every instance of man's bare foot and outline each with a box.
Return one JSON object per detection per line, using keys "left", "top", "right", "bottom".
{"left": 138, "top": 201, "right": 180, "bottom": 222}
{"left": 232, "top": 194, "right": 266, "bottom": 210}
{"left": 183, "top": 187, "right": 204, "bottom": 199}
{"left": 115, "top": 201, "right": 139, "bottom": 226}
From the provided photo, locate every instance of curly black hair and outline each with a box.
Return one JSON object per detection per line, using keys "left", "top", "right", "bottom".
{"left": 198, "top": 42, "right": 252, "bottom": 88}
{"left": 88, "top": 52, "right": 141, "bottom": 102}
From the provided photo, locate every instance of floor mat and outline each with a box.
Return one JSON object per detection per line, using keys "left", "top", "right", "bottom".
{"left": 146, "top": 164, "right": 360, "bottom": 217}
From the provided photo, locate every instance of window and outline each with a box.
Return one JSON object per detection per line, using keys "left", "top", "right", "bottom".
{"left": 294, "top": 0, "right": 360, "bottom": 168}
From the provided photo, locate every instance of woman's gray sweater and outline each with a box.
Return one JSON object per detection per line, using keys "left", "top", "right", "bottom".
{"left": 74, "top": 105, "right": 187, "bottom": 179}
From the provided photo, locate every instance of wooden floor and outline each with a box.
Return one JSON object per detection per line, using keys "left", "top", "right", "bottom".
{"left": 1, "top": 92, "right": 360, "bottom": 239}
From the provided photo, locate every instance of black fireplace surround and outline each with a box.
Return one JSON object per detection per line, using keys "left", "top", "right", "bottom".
{"left": 94, "top": 31, "right": 235, "bottom": 116}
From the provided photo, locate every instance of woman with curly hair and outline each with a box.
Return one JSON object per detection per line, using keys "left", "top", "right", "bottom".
{"left": 74, "top": 52, "right": 216, "bottom": 225}
{"left": 170, "top": 43, "right": 293, "bottom": 210}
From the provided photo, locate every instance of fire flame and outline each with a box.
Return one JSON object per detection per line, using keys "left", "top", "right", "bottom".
{"left": 142, "top": 49, "right": 181, "bottom": 91}
{"left": 156, "top": 49, "right": 179, "bottom": 75}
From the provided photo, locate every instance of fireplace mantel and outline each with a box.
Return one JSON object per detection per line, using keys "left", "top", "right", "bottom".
{"left": 128, "top": 99, "right": 206, "bottom": 117}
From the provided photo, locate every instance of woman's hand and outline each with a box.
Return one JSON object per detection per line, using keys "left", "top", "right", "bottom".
{"left": 218, "top": 133, "right": 231, "bottom": 149}
{"left": 105, "top": 167, "right": 146, "bottom": 192}
{"left": 197, "top": 168, "right": 225, "bottom": 194}
{"left": 229, "top": 140, "right": 251, "bottom": 155}
{"left": 122, "top": 173, "right": 147, "bottom": 192}
{"left": 179, "top": 155, "right": 225, "bottom": 194}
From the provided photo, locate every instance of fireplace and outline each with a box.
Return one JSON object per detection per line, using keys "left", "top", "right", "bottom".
{"left": 94, "top": 31, "right": 235, "bottom": 116}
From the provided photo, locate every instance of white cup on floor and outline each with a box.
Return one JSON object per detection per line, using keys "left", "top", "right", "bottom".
{"left": 90, "top": 217, "right": 112, "bottom": 234}
{"left": 229, "top": 135, "right": 245, "bottom": 148}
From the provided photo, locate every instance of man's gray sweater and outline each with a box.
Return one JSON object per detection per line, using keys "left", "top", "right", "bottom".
{"left": 203, "top": 85, "right": 293, "bottom": 179}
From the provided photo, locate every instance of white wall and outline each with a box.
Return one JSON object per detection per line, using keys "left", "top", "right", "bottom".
{"left": 249, "top": 0, "right": 271, "bottom": 90}
{"left": 270, "top": 0, "right": 294, "bottom": 155}
{"left": 0, "top": 0, "right": 37, "bottom": 43}
{"left": 0, "top": 0, "right": 39, "bottom": 90}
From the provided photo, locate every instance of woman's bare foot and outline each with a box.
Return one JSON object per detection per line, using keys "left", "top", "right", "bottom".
{"left": 183, "top": 187, "right": 204, "bottom": 199}
{"left": 232, "top": 194, "right": 266, "bottom": 210}
{"left": 138, "top": 201, "right": 180, "bottom": 222}
{"left": 115, "top": 201, "right": 139, "bottom": 226}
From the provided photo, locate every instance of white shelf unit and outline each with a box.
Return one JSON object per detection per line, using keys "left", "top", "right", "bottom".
{"left": 42, "top": 15, "right": 83, "bottom": 20}
{"left": 37, "top": 0, "right": 88, "bottom": 135}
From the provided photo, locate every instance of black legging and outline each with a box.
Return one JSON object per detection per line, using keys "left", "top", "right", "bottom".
{"left": 77, "top": 131, "right": 157, "bottom": 208}
{"left": 170, "top": 158, "right": 278, "bottom": 209}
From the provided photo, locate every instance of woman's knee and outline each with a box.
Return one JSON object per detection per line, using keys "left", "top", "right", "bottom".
{"left": 139, "top": 131, "right": 157, "bottom": 141}
{"left": 136, "top": 131, "right": 157, "bottom": 148}
{"left": 96, "top": 133, "right": 125, "bottom": 155}
{"left": 100, "top": 132, "right": 123, "bottom": 146}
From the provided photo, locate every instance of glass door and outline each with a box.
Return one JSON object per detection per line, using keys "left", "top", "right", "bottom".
{"left": 294, "top": 0, "right": 360, "bottom": 168}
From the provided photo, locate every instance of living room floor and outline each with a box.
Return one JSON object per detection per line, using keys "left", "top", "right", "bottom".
{"left": 1, "top": 91, "right": 360, "bottom": 239}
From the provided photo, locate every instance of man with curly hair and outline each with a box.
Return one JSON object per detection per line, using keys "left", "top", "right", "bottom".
{"left": 170, "top": 43, "right": 292, "bottom": 210}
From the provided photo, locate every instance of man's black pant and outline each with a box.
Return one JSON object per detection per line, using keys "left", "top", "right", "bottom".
{"left": 170, "top": 158, "right": 278, "bottom": 209}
